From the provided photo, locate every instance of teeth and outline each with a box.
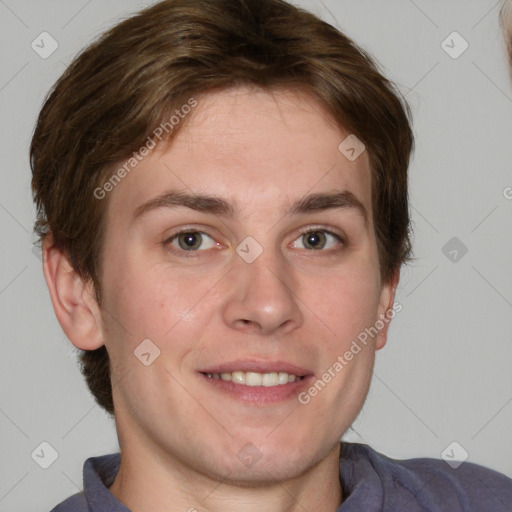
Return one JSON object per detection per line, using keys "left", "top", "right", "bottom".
{"left": 246, "top": 372, "right": 262, "bottom": 386}
{"left": 262, "top": 373, "right": 276, "bottom": 387}
{"left": 205, "top": 371, "right": 301, "bottom": 386}
{"left": 279, "top": 372, "right": 289, "bottom": 384}
{"left": 232, "top": 371, "right": 245, "bottom": 384}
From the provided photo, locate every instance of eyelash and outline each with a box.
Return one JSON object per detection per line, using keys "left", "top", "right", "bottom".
{"left": 163, "top": 228, "right": 217, "bottom": 259}
{"left": 296, "top": 228, "right": 345, "bottom": 250}
{"left": 163, "top": 227, "right": 345, "bottom": 259}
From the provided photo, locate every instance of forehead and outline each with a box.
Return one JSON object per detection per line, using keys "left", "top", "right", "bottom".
{"left": 104, "top": 86, "right": 372, "bottom": 225}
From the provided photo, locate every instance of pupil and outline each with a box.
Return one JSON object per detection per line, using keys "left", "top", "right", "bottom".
{"left": 180, "top": 232, "right": 201, "bottom": 249}
{"left": 305, "top": 232, "right": 325, "bottom": 249}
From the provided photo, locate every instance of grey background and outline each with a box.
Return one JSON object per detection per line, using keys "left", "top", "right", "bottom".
{"left": 1, "top": 0, "right": 511, "bottom": 510}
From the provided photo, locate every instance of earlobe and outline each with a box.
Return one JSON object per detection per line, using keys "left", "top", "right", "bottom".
{"left": 375, "top": 268, "right": 400, "bottom": 351}
{"left": 42, "top": 235, "right": 104, "bottom": 351}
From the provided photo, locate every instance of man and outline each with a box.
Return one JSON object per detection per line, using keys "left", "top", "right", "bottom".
{"left": 31, "top": 0, "right": 512, "bottom": 510}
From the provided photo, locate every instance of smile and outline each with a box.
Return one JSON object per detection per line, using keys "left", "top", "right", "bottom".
{"left": 202, "top": 371, "right": 304, "bottom": 386}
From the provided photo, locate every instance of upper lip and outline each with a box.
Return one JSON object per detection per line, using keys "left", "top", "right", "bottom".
{"left": 199, "top": 360, "right": 312, "bottom": 377}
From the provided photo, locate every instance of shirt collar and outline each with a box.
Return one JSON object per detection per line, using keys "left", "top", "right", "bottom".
{"left": 82, "top": 443, "right": 382, "bottom": 511}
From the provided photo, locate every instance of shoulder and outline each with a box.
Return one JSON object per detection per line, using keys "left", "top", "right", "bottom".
{"left": 340, "top": 443, "right": 512, "bottom": 511}
{"left": 49, "top": 492, "right": 87, "bottom": 512}
{"left": 48, "top": 452, "right": 122, "bottom": 512}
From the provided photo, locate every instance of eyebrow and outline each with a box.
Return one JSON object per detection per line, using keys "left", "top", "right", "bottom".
{"left": 132, "top": 190, "right": 368, "bottom": 227}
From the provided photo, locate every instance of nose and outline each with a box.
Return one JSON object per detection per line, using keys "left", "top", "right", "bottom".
{"left": 222, "top": 248, "right": 304, "bottom": 335}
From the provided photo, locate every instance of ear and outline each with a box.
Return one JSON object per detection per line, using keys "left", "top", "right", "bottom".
{"left": 375, "top": 268, "right": 400, "bottom": 351}
{"left": 42, "top": 234, "right": 104, "bottom": 350}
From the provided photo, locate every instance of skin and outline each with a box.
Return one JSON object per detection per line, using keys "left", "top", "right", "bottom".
{"left": 43, "top": 86, "right": 398, "bottom": 512}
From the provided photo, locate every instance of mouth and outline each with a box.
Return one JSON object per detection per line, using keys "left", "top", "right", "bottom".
{"left": 198, "top": 361, "right": 313, "bottom": 404}
{"left": 201, "top": 371, "right": 306, "bottom": 386}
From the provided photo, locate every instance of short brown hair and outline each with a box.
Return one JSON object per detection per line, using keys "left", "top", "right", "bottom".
{"left": 31, "top": 0, "right": 414, "bottom": 416}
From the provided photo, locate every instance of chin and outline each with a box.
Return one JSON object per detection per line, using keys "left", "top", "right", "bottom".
{"left": 199, "top": 436, "right": 335, "bottom": 486}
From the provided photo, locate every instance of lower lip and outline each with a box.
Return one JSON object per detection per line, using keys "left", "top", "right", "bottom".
{"left": 200, "top": 373, "right": 313, "bottom": 404}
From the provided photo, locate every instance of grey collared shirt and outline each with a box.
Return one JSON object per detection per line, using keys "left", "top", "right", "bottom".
{"left": 50, "top": 443, "right": 512, "bottom": 511}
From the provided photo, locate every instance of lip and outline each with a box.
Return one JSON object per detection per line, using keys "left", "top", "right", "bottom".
{"left": 198, "top": 360, "right": 312, "bottom": 377}
{"left": 197, "top": 360, "right": 314, "bottom": 405}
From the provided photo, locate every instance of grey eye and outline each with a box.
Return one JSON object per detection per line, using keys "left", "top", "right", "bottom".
{"left": 172, "top": 231, "right": 215, "bottom": 251}
{"left": 292, "top": 230, "right": 341, "bottom": 251}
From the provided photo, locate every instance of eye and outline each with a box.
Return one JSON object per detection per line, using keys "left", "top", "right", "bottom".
{"left": 291, "top": 229, "right": 344, "bottom": 251}
{"left": 165, "top": 230, "right": 216, "bottom": 253}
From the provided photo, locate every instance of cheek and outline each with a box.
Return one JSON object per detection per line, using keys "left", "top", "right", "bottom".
{"left": 304, "top": 269, "right": 381, "bottom": 418}
{"left": 101, "top": 253, "right": 218, "bottom": 350}
{"left": 307, "top": 264, "right": 382, "bottom": 344}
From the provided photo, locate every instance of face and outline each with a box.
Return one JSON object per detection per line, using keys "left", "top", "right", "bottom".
{"left": 97, "top": 86, "right": 395, "bottom": 483}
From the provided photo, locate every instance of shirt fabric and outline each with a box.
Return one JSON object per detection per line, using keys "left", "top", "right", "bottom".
{"left": 50, "top": 442, "right": 512, "bottom": 511}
